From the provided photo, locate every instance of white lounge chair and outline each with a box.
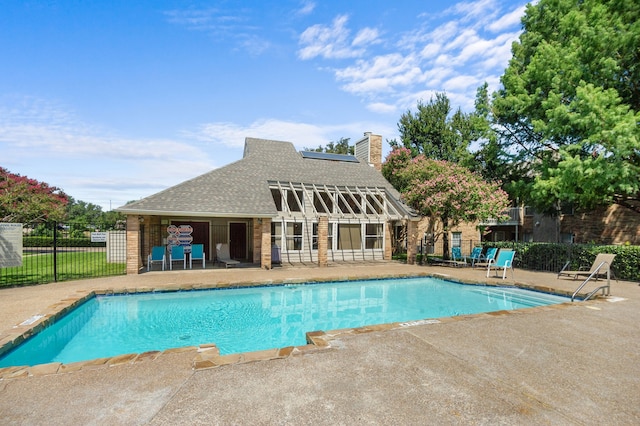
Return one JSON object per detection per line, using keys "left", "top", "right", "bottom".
{"left": 558, "top": 253, "right": 615, "bottom": 280}
{"left": 216, "top": 243, "right": 240, "bottom": 268}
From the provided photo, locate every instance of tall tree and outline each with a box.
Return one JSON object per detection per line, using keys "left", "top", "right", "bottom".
{"left": 383, "top": 148, "right": 510, "bottom": 257}
{"left": 305, "top": 137, "right": 353, "bottom": 155}
{"left": 0, "top": 167, "right": 69, "bottom": 222}
{"left": 493, "top": 0, "right": 640, "bottom": 213}
{"left": 390, "top": 93, "right": 475, "bottom": 165}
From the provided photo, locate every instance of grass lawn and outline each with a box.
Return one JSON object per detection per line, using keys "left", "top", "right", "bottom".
{"left": 0, "top": 251, "right": 126, "bottom": 287}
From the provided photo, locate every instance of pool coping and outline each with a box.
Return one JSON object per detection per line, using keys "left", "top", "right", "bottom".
{"left": 0, "top": 271, "right": 599, "bottom": 379}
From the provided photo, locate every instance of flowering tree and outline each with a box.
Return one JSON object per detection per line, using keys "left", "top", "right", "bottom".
{"left": 383, "top": 148, "right": 510, "bottom": 257}
{"left": 0, "top": 167, "right": 69, "bottom": 222}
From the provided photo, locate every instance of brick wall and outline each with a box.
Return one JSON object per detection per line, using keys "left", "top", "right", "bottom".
{"left": 561, "top": 204, "right": 640, "bottom": 244}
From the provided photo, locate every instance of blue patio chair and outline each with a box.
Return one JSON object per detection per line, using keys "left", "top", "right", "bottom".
{"left": 169, "top": 245, "right": 186, "bottom": 270}
{"left": 469, "top": 246, "right": 483, "bottom": 267}
{"left": 475, "top": 247, "right": 498, "bottom": 267}
{"left": 486, "top": 249, "right": 516, "bottom": 280}
{"left": 190, "top": 244, "right": 206, "bottom": 269}
{"left": 451, "top": 246, "right": 467, "bottom": 266}
{"left": 147, "top": 246, "right": 166, "bottom": 271}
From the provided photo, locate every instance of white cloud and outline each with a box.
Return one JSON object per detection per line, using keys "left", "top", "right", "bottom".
{"left": 297, "top": 15, "right": 378, "bottom": 60}
{"left": 303, "top": 0, "right": 527, "bottom": 114}
{"left": 189, "top": 118, "right": 393, "bottom": 150}
{"left": 488, "top": 4, "right": 526, "bottom": 32}
{"left": 296, "top": 1, "right": 316, "bottom": 16}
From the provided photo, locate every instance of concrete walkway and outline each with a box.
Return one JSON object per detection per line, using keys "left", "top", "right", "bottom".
{"left": 0, "top": 263, "right": 638, "bottom": 425}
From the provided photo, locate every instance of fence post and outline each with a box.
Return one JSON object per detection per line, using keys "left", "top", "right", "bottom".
{"left": 52, "top": 222, "right": 58, "bottom": 282}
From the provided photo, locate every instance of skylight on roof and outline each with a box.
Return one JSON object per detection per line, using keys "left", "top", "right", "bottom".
{"left": 300, "top": 151, "right": 360, "bottom": 163}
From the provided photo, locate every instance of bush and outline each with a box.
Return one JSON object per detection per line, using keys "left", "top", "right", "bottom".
{"left": 23, "top": 236, "right": 104, "bottom": 248}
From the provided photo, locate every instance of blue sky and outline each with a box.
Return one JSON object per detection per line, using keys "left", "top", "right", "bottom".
{"left": 0, "top": 0, "right": 528, "bottom": 211}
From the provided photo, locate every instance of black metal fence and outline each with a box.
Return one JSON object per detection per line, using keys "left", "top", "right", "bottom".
{"left": 0, "top": 222, "right": 127, "bottom": 288}
{"left": 412, "top": 239, "right": 640, "bottom": 281}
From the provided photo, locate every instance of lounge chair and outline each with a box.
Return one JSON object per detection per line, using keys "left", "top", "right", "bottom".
{"left": 169, "top": 245, "right": 186, "bottom": 270}
{"left": 147, "top": 246, "right": 166, "bottom": 271}
{"left": 469, "top": 246, "right": 483, "bottom": 267}
{"left": 557, "top": 253, "right": 616, "bottom": 280}
{"left": 216, "top": 243, "right": 240, "bottom": 268}
{"left": 474, "top": 247, "right": 498, "bottom": 268}
{"left": 451, "top": 246, "right": 467, "bottom": 266}
{"left": 190, "top": 244, "right": 206, "bottom": 269}
{"left": 486, "top": 249, "right": 515, "bottom": 280}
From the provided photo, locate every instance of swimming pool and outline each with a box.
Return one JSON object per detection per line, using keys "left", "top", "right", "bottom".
{"left": 0, "top": 277, "right": 569, "bottom": 367}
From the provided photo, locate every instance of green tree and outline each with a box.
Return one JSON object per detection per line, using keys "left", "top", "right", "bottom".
{"left": 305, "top": 137, "right": 353, "bottom": 155}
{"left": 383, "top": 148, "right": 510, "bottom": 257}
{"left": 66, "top": 197, "right": 126, "bottom": 230}
{"left": 0, "top": 167, "right": 69, "bottom": 222}
{"left": 389, "top": 93, "right": 475, "bottom": 165}
{"left": 493, "top": 0, "right": 640, "bottom": 213}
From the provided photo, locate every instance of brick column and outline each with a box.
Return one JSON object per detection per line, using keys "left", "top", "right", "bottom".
{"left": 406, "top": 220, "right": 419, "bottom": 265}
{"left": 260, "top": 218, "right": 272, "bottom": 270}
{"left": 126, "top": 215, "right": 142, "bottom": 274}
{"left": 318, "top": 215, "right": 328, "bottom": 267}
{"left": 384, "top": 222, "right": 393, "bottom": 260}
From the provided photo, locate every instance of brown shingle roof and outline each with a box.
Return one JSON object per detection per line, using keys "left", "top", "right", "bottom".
{"left": 117, "top": 137, "right": 411, "bottom": 218}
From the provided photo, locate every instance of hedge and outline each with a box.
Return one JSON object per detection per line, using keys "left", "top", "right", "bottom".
{"left": 23, "top": 236, "right": 105, "bottom": 248}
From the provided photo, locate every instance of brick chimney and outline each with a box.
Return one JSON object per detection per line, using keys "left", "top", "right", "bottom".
{"left": 355, "top": 132, "right": 382, "bottom": 171}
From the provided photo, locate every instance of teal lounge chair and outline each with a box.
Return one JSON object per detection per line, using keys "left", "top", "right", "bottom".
{"left": 486, "top": 249, "right": 515, "bottom": 280}
{"left": 147, "top": 246, "right": 166, "bottom": 271}
{"left": 469, "top": 246, "right": 483, "bottom": 267}
{"left": 475, "top": 247, "right": 497, "bottom": 267}
{"left": 190, "top": 244, "right": 206, "bottom": 269}
{"left": 169, "top": 245, "right": 186, "bottom": 270}
{"left": 451, "top": 246, "right": 467, "bottom": 266}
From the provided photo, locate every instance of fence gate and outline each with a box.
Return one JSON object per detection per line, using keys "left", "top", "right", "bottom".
{"left": 0, "top": 221, "right": 127, "bottom": 287}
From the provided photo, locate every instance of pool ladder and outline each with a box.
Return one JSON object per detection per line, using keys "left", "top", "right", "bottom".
{"left": 571, "top": 261, "right": 612, "bottom": 302}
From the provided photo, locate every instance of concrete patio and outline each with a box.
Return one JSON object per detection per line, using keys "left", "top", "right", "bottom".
{"left": 0, "top": 262, "right": 638, "bottom": 425}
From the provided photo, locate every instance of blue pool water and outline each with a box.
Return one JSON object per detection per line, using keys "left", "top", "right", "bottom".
{"left": 0, "top": 277, "right": 569, "bottom": 367}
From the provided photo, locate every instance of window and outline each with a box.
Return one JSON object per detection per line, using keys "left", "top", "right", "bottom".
{"left": 560, "top": 233, "right": 574, "bottom": 243}
{"left": 271, "top": 188, "right": 282, "bottom": 211}
{"left": 285, "top": 222, "right": 302, "bottom": 250}
{"left": 366, "top": 194, "right": 383, "bottom": 214}
{"left": 271, "top": 221, "right": 282, "bottom": 247}
{"left": 313, "top": 222, "right": 334, "bottom": 250}
{"left": 524, "top": 206, "right": 536, "bottom": 216}
{"left": 451, "top": 232, "right": 462, "bottom": 248}
{"left": 337, "top": 224, "right": 361, "bottom": 250}
{"left": 365, "top": 224, "right": 383, "bottom": 249}
{"left": 287, "top": 190, "right": 303, "bottom": 212}
{"left": 313, "top": 191, "right": 333, "bottom": 214}
{"left": 312, "top": 222, "right": 318, "bottom": 250}
{"left": 337, "top": 192, "right": 361, "bottom": 214}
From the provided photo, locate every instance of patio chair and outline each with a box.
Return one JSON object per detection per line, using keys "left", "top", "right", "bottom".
{"left": 169, "top": 245, "right": 186, "bottom": 270}
{"left": 451, "top": 246, "right": 467, "bottom": 267}
{"left": 216, "top": 243, "right": 240, "bottom": 268}
{"left": 557, "top": 253, "right": 616, "bottom": 280}
{"left": 190, "top": 244, "right": 206, "bottom": 269}
{"left": 474, "top": 247, "right": 498, "bottom": 268}
{"left": 469, "top": 246, "right": 484, "bottom": 267}
{"left": 147, "top": 246, "right": 166, "bottom": 271}
{"left": 486, "top": 249, "right": 516, "bottom": 280}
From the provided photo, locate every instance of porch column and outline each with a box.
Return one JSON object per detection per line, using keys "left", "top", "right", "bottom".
{"left": 384, "top": 222, "right": 393, "bottom": 260}
{"left": 258, "top": 218, "right": 272, "bottom": 270}
{"left": 126, "top": 215, "right": 142, "bottom": 274}
{"left": 318, "top": 215, "right": 328, "bottom": 267}
{"left": 406, "top": 220, "right": 419, "bottom": 265}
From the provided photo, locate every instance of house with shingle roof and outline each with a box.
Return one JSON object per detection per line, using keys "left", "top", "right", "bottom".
{"left": 117, "top": 133, "right": 419, "bottom": 273}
